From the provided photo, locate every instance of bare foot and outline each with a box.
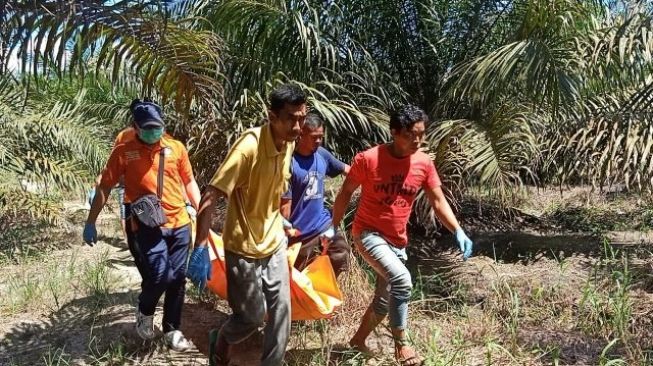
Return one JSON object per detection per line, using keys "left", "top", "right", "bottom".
{"left": 348, "top": 338, "right": 373, "bottom": 355}
{"left": 395, "top": 346, "right": 423, "bottom": 366}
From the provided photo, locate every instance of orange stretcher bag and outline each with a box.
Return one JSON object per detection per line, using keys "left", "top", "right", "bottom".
{"left": 203, "top": 230, "right": 342, "bottom": 320}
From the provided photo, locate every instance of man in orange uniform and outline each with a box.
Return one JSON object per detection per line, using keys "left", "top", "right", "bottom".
{"left": 87, "top": 101, "right": 196, "bottom": 273}
{"left": 87, "top": 128, "right": 135, "bottom": 241}
{"left": 83, "top": 100, "right": 200, "bottom": 351}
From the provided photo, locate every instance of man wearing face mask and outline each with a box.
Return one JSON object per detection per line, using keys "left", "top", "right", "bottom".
{"left": 87, "top": 100, "right": 197, "bottom": 275}
{"left": 187, "top": 84, "right": 306, "bottom": 366}
{"left": 83, "top": 100, "right": 200, "bottom": 352}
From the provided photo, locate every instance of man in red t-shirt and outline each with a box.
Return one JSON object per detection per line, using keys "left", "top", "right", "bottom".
{"left": 332, "top": 105, "right": 473, "bottom": 366}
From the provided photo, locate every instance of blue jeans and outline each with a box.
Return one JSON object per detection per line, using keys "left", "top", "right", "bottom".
{"left": 134, "top": 224, "right": 190, "bottom": 333}
{"left": 354, "top": 231, "right": 411, "bottom": 330}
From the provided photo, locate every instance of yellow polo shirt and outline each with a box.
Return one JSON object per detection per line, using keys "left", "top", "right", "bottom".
{"left": 209, "top": 124, "right": 293, "bottom": 258}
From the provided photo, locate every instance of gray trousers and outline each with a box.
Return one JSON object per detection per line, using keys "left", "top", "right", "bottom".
{"left": 220, "top": 244, "right": 291, "bottom": 366}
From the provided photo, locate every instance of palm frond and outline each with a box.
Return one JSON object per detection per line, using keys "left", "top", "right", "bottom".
{"left": 575, "top": 3, "right": 653, "bottom": 100}
{"left": 0, "top": 179, "right": 64, "bottom": 224}
{"left": 3, "top": 0, "right": 224, "bottom": 115}
{"left": 0, "top": 74, "right": 112, "bottom": 221}
{"left": 202, "top": 0, "right": 349, "bottom": 99}
{"left": 445, "top": 34, "right": 583, "bottom": 112}
{"left": 547, "top": 89, "right": 653, "bottom": 190}
{"left": 428, "top": 103, "right": 542, "bottom": 201}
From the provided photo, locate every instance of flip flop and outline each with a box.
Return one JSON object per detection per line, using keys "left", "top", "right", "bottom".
{"left": 208, "top": 329, "right": 230, "bottom": 366}
{"left": 395, "top": 347, "right": 424, "bottom": 366}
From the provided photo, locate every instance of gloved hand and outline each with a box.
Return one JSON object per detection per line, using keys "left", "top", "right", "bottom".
{"left": 186, "top": 203, "right": 197, "bottom": 218}
{"left": 454, "top": 228, "right": 473, "bottom": 260}
{"left": 83, "top": 222, "right": 97, "bottom": 246}
{"left": 283, "top": 218, "right": 300, "bottom": 237}
{"left": 87, "top": 188, "right": 96, "bottom": 207}
{"left": 187, "top": 246, "right": 211, "bottom": 290}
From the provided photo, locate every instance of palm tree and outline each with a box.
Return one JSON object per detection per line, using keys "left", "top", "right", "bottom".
{"left": 0, "top": 74, "right": 126, "bottom": 222}
{"left": 2, "top": 0, "right": 223, "bottom": 116}
{"left": 4, "top": 0, "right": 653, "bottom": 221}
{"left": 544, "top": 2, "right": 653, "bottom": 190}
{"left": 439, "top": 0, "right": 653, "bottom": 195}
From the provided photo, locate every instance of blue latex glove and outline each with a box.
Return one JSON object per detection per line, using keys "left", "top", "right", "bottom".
{"left": 83, "top": 222, "right": 97, "bottom": 246}
{"left": 282, "top": 218, "right": 293, "bottom": 230}
{"left": 185, "top": 203, "right": 197, "bottom": 218}
{"left": 455, "top": 228, "right": 473, "bottom": 260}
{"left": 187, "top": 246, "right": 211, "bottom": 290}
{"left": 87, "top": 188, "right": 96, "bottom": 207}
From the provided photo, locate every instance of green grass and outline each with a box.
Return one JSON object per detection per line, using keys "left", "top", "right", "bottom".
{"left": 41, "top": 347, "right": 71, "bottom": 366}
{"left": 87, "top": 335, "right": 131, "bottom": 365}
{"left": 81, "top": 249, "right": 118, "bottom": 307}
{"left": 541, "top": 193, "right": 653, "bottom": 234}
{"left": 286, "top": 238, "right": 650, "bottom": 365}
{"left": 4, "top": 193, "right": 653, "bottom": 365}
{"left": 0, "top": 248, "right": 117, "bottom": 316}
{"left": 4, "top": 241, "right": 651, "bottom": 365}
{"left": 0, "top": 222, "right": 52, "bottom": 265}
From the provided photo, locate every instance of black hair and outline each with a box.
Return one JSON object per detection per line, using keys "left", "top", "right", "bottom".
{"left": 269, "top": 84, "right": 307, "bottom": 113}
{"left": 304, "top": 113, "right": 324, "bottom": 129}
{"left": 389, "top": 105, "right": 429, "bottom": 132}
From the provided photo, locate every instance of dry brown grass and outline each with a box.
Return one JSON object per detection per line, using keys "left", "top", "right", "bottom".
{"left": 3, "top": 196, "right": 653, "bottom": 365}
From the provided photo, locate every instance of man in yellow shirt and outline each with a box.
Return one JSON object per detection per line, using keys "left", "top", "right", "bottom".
{"left": 188, "top": 84, "right": 307, "bottom": 366}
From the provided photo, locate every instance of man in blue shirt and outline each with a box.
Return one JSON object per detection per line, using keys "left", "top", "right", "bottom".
{"left": 281, "top": 113, "right": 350, "bottom": 276}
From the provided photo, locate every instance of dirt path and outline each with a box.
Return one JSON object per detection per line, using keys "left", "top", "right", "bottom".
{"left": 3, "top": 200, "right": 653, "bottom": 365}
{"left": 0, "top": 204, "right": 209, "bottom": 365}
{"left": 0, "top": 206, "right": 360, "bottom": 366}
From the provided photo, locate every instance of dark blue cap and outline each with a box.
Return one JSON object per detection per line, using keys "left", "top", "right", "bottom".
{"left": 132, "top": 102, "right": 164, "bottom": 129}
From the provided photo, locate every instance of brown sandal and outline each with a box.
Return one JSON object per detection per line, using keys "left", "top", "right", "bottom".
{"left": 395, "top": 346, "right": 424, "bottom": 366}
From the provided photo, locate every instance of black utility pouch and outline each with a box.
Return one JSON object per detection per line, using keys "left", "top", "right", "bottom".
{"left": 130, "top": 146, "right": 168, "bottom": 228}
{"left": 131, "top": 194, "right": 167, "bottom": 228}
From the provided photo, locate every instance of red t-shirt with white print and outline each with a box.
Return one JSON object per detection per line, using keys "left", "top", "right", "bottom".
{"left": 348, "top": 144, "right": 441, "bottom": 247}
